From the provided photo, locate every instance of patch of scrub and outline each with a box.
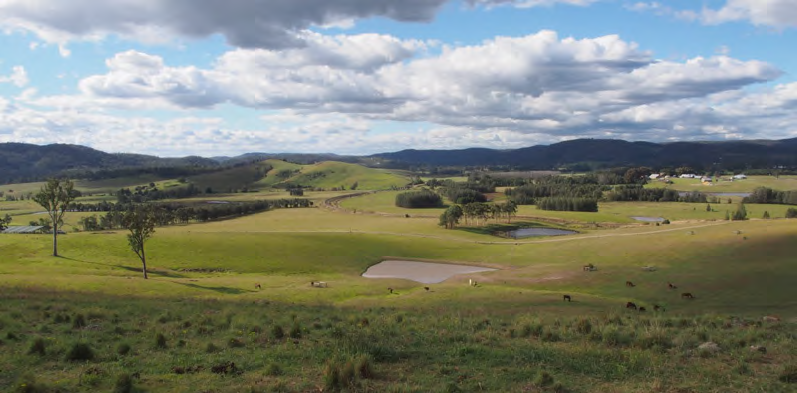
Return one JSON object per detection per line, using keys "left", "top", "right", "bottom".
{"left": 630, "top": 216, "right": 666, "bottom": 222}
{"left": 507, "top": 228, "right": 577, "bottom": 238}
{"left": 362, "top": 260, "right": 497, "bottom": 284}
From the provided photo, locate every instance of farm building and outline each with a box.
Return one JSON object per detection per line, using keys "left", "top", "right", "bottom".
{"left": 679, "top": 174, "right": 696, "bottom": 178}
{"left": 733, "top": 174, "right": 747, "bottom": 180}
{"left": 1, "top": 225, "right": 45, "bottom": 234}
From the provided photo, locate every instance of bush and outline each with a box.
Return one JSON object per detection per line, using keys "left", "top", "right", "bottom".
{"left": 155, "top": 333, "right": 167, "bottom": 349}
{"left": 575, "top": 318, "right": 592, "bottom": 335}
{"left": 786, "top": 208, "right": 797, "bottom": 219}
{"left": 323, "top": 362, "right": 341, "bottom": 391}
{"left": 114, "top": 373, "right": 134, "bottom": 393}
{"left": 28, "top": 338, "right": 46, "bottom": 356}
{"left": 228, "top": 338, "right": 245, "bottom": 348}
{"left": 779, "top": 364, "right": 797, "bottom": 383}
{"left": 65, "top": 342, "right": 94, "bottom": 361}
{"left": 205, "top": 342, "right": 219, "bottom": 353}
{"left": 72, "top": 314, "right": 86, "bottom": 329}
{"left": 533, "top": 370, "right": 555, "bottom": 387}
{"left": 355, "top": 355, "right": 374, "bottom": 379}
{"left": 117, "top": 343, "right": 131, "bottom": 356}
{"left": 265, "top": 363, "right": 283, "bottom": 376}
{"left": 289, "top": 323, "right": 302, "bottom": 339}
{"left": 14, "top": 373, "right": 45, "bottom": 393}
{"left": 271, "top": 325, "right": 285, "bottom": 340}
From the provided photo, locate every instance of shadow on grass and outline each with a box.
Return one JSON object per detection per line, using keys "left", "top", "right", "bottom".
{"left": 57, "top": 256, "right": 187, "bottom": 278}
{"left": 170, "top": 281, "right": 251, "bottom": 295}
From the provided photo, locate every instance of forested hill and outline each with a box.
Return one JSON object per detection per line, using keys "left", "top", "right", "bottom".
{"left": 372, "top": 138, "right": 797, "bottom": 170}
{"left": 0, "top": 143, "right": 220, "bottom": 184}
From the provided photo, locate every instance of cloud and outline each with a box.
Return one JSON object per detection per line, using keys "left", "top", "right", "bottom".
{"left": 0, "top": 66, "right": 28, "bottom": 87}
{"left": 11, "top": 29, "right": 794, "bottom": 154}
{"left": 0, "top": 0, "right": 449, "bottom": 49}
{"left": 630, "top": 0, "right": 797, "bottom": 28}
{"left": 469, "top": 0, "right": 599, "bottom": 8}
{"left": 50, "top": 31, "right": 783, "bottom": 137}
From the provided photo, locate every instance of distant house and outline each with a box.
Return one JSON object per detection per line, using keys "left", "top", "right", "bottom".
{"left": 733, "top": 174, "right": 747, "bottom": 180}
{"left": 0, "top": 226, "right": 45, "bottom": 234}
{"left": 680, "top": 174, "right": 696, "bottom": 178}
{"left": 649, "top": 174, "right": 660, "bottom": 180}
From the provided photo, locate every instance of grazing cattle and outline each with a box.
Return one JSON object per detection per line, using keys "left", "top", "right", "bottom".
{"left": 254, "top": 283, "right": 261, "bottom": 290}
{"left": 681, "top": 292, "right": 695, "bottom": 299}
{"left": 762, "top": 315, "right": 781, "bottom": 323}
{"left": 653, "top": 304, "right": 665, "bottom": 312}
{"left": 424, "top": 287, "right": 430, "bottom": 291}
{"left": 310, "top": 281, "right": 328, "bottom": 288}
{"left": 638, "top": 307, "right": 646, "bottom": 312}
{"left": 667, "top": 282, "right": 677, "bottom": 290}
{"left": 625, "top": 281, "right": 635, "bottom": 287}
{"left": 626, "top": 301, "right": 637, "bottom": 310}
{"left": 563, "top": 294, "right": 571, "bottom": 302}
{"left": 388, "top": 287, "right": 394, "bottom": 294}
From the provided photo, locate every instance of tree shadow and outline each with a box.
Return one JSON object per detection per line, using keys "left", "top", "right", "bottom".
{"left": 57, "top": 256, "right": 187, "bottom": 278}
{"left": 170, "top": 281, "right": 251, "bottom": 295}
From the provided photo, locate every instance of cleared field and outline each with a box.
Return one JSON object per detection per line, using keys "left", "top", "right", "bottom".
{"left": 646, "top": 175, "right": 797, "bottom": 192}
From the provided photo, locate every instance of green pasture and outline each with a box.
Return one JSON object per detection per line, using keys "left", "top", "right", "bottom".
{"left": 283, "top": 161, "right": 409, "bottom": 190}
{"left": 251, "top": 159, "right": 304, "bottom": 187}
{"left": 3, "top": 193, "right": 797, "bottom": 392}
{"left": 646, "top": 175, "right": 797, "bottom": 192}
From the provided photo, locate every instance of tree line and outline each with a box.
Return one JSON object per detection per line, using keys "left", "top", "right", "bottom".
{"left": 744, "top": 187, "right": 797, "bottom": 205}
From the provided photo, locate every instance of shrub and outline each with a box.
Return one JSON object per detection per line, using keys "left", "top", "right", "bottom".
{"left": 355, "top": 355, "right": 374, "bottom": 379}
{"left": 228, "top": 338, "right": 245, "bottom": 348}
{"left": 779, "top": 364, "right": 797, "bottom": 383}
{"left": 786, "top": 208, "right": 797, "bottom": 219}
{"left": 265, "top": 363, "right": 283, "bottom": 376}
{"left": 14, "top": 373, "right": 45, "bottom": 393}
{"left": 205, "top": 342, "right": 219, "bottom": 353}
{"left": 155, "top": 333, "right": 167, "bottom": 349}
{"left": 575, "top": 318, "right": 592, "bottom": 335}
{"left": 65, "top": 342, "right": 94, "bottom": 361}
{"left": 117, "top": 343, "right": 131, "bottom": 356}
{"left": 533, "top": 370, "right": 555, "bottom": 387}
{"left": 271, "top": 325, "right": 285, "bottom": 340}
{"left": 340, "top": 361, "right": 356, "bottom": 388}
{"left": 289, "top": 323, "right": 302, "bottom": 339}
{"left": 28, "top": 338, "right": 46, "bottom": 356}
{"left": 114, "top": 373, "right": 134, "bottom": 393}
{"left": 323, "top": 362, "right": 341, "bottom": 391}
{"left": 72, "top": 314, "right": 86, "bottom": 329}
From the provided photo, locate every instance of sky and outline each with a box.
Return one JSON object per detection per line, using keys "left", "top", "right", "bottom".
{"left": 0, "top": 0, "right": 796, "bottom": 157}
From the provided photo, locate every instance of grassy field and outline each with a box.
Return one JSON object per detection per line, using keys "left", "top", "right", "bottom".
{"left": 2, "top": 173, "right": 797, "bottom": 392}
{"left": 646, "top": 176, "right": 797, "bottom": 192}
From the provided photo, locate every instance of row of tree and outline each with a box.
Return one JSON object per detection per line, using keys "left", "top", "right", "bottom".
{"left": 395, "top": 190, "right": 444, "bottom": 208}
{"left": 438, "top": 201, "right": 518, "bottom": 229}
{"left": 744, "top": 187, "right": 797, "bottom": 205}
{"left": 536, "top": 197, "right": 599, "bottom": 212}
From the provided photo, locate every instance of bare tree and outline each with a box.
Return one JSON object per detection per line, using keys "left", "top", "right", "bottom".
{"left": 33, "top": 178, "right": 76, "bottom": 256}
{"left": 122, "top": 205, "right": 157, "bottom": 279}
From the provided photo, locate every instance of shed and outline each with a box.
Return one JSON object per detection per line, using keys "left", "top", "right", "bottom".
{"left": 1, "top": 225, "right": 45, "bottom": 234}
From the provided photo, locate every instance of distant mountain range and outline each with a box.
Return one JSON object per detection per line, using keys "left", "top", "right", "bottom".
{"left": 2, "top": 137, "right": 797, "bottom": 184}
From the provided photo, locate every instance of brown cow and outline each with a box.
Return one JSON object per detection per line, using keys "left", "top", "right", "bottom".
{"left": 667, "top": 282, "right": 677, "bottom": 290}
{"left": 626, "top": 281, "right": 636, "bottom": 287}
{"left": 638, "top": 307, "right": 647, "bottom": 312}
{"left": 626, "top": 301, "right": 637, "bottom": 310}
{"left": 681, "top": 292, "right": 695, "bottom": 299}
{"left": 653, "top": 304, "right": 665, "bottom": 312}
{"left": 255, "top": 283, "right": 261, "bottom": 290}
{"left": 563, "top": 295, "right": 571, "bottom": 302}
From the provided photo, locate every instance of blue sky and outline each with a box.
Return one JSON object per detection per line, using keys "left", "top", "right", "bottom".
{"left": 0, "top": 0, "right": 795, "bottom": 157}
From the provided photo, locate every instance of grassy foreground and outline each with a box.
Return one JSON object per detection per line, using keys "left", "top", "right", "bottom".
{"left": 3, "top": 194, "right": 797, "bottom": 391}
{"left": 2, "top": 289, "right": 795, "bottom": 393}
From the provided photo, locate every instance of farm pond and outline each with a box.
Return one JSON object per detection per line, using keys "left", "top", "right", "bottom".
{"left": 362, "top": 260, "right": 497, "bottom": 284}
{"left": 507, "top": 228, "right": 578, "bottom": 238}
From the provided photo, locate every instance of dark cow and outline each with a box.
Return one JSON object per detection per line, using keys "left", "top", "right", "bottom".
{"left": 626, "top": 281, "right": 636, "bottom": 287}
{"left": 563, "top": 294, "right": 571, "bottom": 302}
{"left": 388, "top": 287, "right": 394, "bottom": 294}
{"left": 255, "top": 283, "right": 261, "bottom": 290}
{"left": 667, "top": 282, "right": 677, "bottom": 290}
{"left": 653, "top": 304, "right": 665, "bottom": 312}
{"left": 681, "top": 292, "right": 695, "bottom": 299}
{"left": 424, "top": 287, "right": 430, "bottom": 291}
{"left": 626, "top": 301, "right": 637, "bottom": 310}
{"left": 638, "top": 307, "right": 647, "bottom": 312}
